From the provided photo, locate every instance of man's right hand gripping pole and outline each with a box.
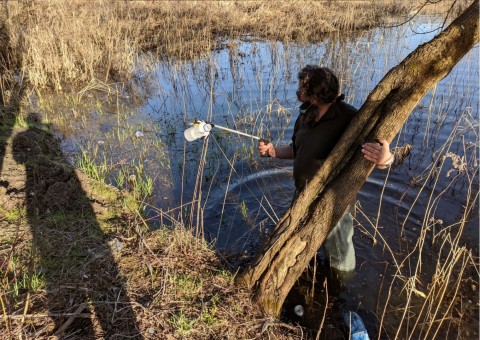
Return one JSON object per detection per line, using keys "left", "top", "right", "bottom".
{"left": 259, "top": 139, "right": 273, "bottom": 157}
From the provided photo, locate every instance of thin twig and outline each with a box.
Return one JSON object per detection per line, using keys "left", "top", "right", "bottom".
{"left": 0, "top": 292, "right": 10, "bottom": 336}
{"left": 315, "top": 278, "right": 328, "bottom": 340}
{"left": 6, "top": 312, "right": 92, "bottom": 320}
{"left": 21, "top": 290, "right": 30, "bottom": 324}
{"left": 53, "top": 303, "right": 88, "bottom": 338}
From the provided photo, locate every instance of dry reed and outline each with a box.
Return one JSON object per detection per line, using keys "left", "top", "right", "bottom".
{"left": 1, "top": 0, "right": 466, "bottom": 92}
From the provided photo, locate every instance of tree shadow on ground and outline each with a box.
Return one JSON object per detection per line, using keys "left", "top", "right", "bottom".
{"left": 10, "top": 113, "right": 142, "bottom": 338}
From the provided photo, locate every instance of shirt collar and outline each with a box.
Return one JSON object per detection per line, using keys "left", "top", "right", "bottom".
{"left": 322, "top": 101, "right": 340, "bottom": 121}
{"left": 299, "top": 102, "right": 311, "bottom": 114}
{"left": 299, "top": 101, "right": 340, "bottom": 121}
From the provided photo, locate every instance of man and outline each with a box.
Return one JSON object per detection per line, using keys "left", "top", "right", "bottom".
{"left": 258, "top": 66, "right": 394, "bottom": 273}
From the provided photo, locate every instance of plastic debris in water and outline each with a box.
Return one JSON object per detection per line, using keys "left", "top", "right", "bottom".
{"left": 293, "top": 305, "right": 304, "bottom": 317}
{"left": 135, "top": 131, "right": 144, "bottom": 138}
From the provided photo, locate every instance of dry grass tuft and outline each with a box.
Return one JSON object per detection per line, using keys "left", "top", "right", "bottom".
{"left": 119, "top": 227, "right": 303, "bottom": 338}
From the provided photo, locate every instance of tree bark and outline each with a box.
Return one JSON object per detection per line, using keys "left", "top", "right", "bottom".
{"left": 237, "top": 0, "right": 479, "bottom": 316}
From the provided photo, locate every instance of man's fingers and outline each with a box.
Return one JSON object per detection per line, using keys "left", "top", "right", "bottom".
{"left": 363, "top": 143, "right": 382, "bottom": 151}
{"left": 362, "top": 150, "right": 376, "bottom": 158}
{"left": 258, "top": 142, "right": 270, "bottom": 157}
{"left": 362, "top": 146, "right": 382, "bottom": 162}
{"left": 362, "top": 139, "right": 391, "bottom": 164}
{"left": 362, "top": 151, "right": 378, "bottom": 161}
{"left": 362, "top": 145, "right": 380, "bottom": 156}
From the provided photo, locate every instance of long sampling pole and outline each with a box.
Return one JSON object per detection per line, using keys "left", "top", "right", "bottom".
{"left": 184, "top": 119, "right": 267, "bottom": 143}
{"left": 211, "top": 123, "right": 261, "bottom": 140}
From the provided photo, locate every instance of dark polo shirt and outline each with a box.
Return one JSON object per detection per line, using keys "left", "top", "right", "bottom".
{"left": 292, "top": 100, "right": 358, "bottom": 189}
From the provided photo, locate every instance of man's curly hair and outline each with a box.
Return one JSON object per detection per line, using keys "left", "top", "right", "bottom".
{"left": 297, "top": 65, "right": 319, "bottom": 99}
{"left": 307, "top": 67, "right": 339, "bottom": 104}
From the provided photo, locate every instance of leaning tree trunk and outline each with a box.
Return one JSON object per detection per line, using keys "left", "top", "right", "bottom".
{"left": 237, "top": 0, "right": 479, "bottom": 316}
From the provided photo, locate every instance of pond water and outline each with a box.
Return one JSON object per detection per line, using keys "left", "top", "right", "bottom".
{"left": 52, "top": 16, "right": 478, "bottom": 338}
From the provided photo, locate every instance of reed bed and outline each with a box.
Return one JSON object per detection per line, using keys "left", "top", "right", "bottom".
{"left": 1, "top": 0, "right": 466, "bottom": 93}
{"left": 355, "top": 119, "right": 478, "bottom": 338}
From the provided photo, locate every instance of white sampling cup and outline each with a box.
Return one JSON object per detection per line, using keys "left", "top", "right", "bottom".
{"left": 184, "top": 121, "right": 213, "bottom": 141}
